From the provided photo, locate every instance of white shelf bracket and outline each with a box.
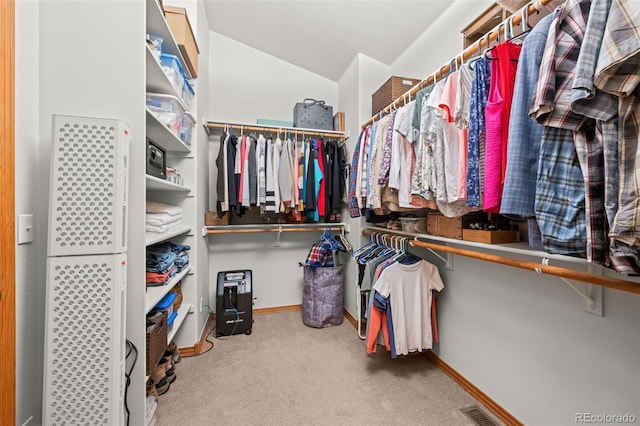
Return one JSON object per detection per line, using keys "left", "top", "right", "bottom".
{"left": 412, "top": 237, "right": 453, "bottom": 270}
{"left": 537, "top": 258, "right": 603, "bottom": 316}
{"left": 428, "top": 249, "right": 454, "bottom": 271}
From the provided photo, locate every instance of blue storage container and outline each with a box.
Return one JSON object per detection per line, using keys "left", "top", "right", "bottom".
{"left": 154, "top": 292, "right": 178, "bottom": 314}
{"left": 167, "top": 311, "right": 178, "bottom": 327}
{"left": 159, "top": 53, "right": 188, "bottom": 95}
{"left": 181, "top": 78, "right": 195, "bottom": 110}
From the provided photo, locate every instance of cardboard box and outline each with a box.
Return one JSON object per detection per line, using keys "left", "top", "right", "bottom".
{"left": 164, "top": 6, "right": 199, "bottom": 78}
{"left": 205, "top": 211, "right": 230, "bottom": 226}
{"left": 462, "top": 229, "right": 518, "bottom": 244}
{"left": 372, "top": 76, "right": 421, "bottom": 116}
{"left": 426, "top": 213, "right": 463, "bottom": 239}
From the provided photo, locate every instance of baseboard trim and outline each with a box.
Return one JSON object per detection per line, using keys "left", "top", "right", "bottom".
{"left": 343, "top": 308, "right": 358, "bottom": 329}
{"left": 180, "top": 312, "right": 214, "bottom": 358}
{"left": 254, "top": 304, "right": 302, "bottom": 314}
{"left": 423, "top": 352, "right": 523, "bottom": 426}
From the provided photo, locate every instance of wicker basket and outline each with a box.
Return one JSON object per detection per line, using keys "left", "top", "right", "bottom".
{"left": 171, "top": 281, "right": 183, "bottom": 312}
{"left": 372, "top": 76, "right": 421, "bottom": 116}
{"left": 205, "top": 211, "right": 230, "bottom": 226}
{"left": 146, "top": 311, "right": 168, "bottom": 376}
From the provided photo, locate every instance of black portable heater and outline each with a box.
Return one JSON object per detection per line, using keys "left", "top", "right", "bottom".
{"left": 216, "top": 270, "right": 253, "bottom": 337}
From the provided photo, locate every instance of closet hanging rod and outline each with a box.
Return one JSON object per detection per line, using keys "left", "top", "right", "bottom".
{"left": 205, "top": 120, "right": 347, "bottom": 139}
{"left": 361, "top": 229, "right": 640, "bottom": 295}
{"left": 204, "top": 223, "right": 348, "bottom": 236}
{"left": 361, "top": 0, "right": 558, "bottom": 129}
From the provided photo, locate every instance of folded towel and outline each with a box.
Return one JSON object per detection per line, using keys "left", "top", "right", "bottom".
{"left": 146, "top": 213, "right": 182, "bottom": 226}
{"left": 146, "top": 221, "right": 183, "bottom": 233}
{"left": 146, "top": 200, "right": 183, "bottom": 216}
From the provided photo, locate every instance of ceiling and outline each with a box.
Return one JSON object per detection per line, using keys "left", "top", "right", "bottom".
{"left": 203, "top": 1, "right": 454, "bottom": 81}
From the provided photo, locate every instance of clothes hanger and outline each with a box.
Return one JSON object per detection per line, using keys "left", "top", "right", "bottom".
{"left": 467, "top": 37, "right": 485, "bottom": 70}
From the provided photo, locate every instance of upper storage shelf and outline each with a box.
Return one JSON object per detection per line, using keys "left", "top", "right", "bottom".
{"left": 146, "top": 0, "right": 192, "bottom": 79}
{"left": 146, "top": 46, "right": 181, "bottom": 98}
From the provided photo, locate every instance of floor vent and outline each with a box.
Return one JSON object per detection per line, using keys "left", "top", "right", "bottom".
{"left": 460, "top": 405, "right": 499, "bottom": 426}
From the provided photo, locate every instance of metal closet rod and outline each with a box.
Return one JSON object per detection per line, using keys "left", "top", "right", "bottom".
{"left": 205, "top": 121, "right": 347, "bottom": 139}
{"left": 205, "top": 223, "right": 347, "bottom": 235}
{"left": 361, "top": 0, "right": 557, "bottom": 129}
{"left": 362, "top": 229, "right": 640, "bottom": 295}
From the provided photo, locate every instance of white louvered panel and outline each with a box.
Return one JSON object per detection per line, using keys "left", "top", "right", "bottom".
{"left": 47, "top": 115, "right": 129, "bottom": 256}
{"left": 43, "top": 254, "right": 127, "bottom": 425}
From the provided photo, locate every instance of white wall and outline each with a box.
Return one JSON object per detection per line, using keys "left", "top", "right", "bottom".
{"left": 357, "top": 54, "right": 391, "bottom": 124}
{"left": 391, "top": 0, "right": 493, "bottom": 78}
{"left": 209, "top": 31, "right": 338, "bottom": 124}
{"left": 15, "top": 1, "right": 42, "bottom": 424}
{"left": 421, "top": 246, "right": 640, "bottom": 424}
{"left": 16, "top": 2, "right": 147, "bottom": 424}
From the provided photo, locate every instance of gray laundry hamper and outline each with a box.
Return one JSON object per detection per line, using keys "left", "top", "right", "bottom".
{"left": 302, "top": 265, "right": 344, "bottom": 328}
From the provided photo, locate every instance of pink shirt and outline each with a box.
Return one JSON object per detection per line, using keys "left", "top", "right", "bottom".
{"left": 439, "top": 71, "right": 467, "bottom": 202}
{"left": 484, "top": 59, "right": 503, "bottom": 213}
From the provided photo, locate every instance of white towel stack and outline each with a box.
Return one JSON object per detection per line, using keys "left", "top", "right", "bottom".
{"left": 146, "top": 200, "right": 183, "bottom": 233}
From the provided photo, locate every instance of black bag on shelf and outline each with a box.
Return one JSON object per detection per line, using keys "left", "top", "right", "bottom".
{"left": 293, "top": 98, "right": 334, "bottom": 131}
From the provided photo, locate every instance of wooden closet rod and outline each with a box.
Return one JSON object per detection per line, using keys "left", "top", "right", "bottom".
{"left": 205, "top": 121, "right": 346, "bottom": 139}
{"left": 361, "top": 0, "right": 558, "bottom": 129}
{"left": 205, "top": 226, "right": 345, "bottom": 235}
{"left": 362, "top": 229, "right": 640, "bottom": 295}
{"left": 204, "top": 223, "right": 348, "bottom": 236}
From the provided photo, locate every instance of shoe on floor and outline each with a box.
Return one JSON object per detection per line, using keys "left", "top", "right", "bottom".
{"left": 158, "top": 357, "right": 176, "bottom": 384}
{"left": 166, "top": 341, "right": 181, "bottom": 364}
{"left": 150, "top": 363, "right": 170, "bottom": 396}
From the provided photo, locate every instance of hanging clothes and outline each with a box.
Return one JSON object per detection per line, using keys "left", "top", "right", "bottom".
{"left": 592, "top": 0, "right": 640, "bottom": 272}
{"left": 215, "top": 131, "right": 228, "bottom": 216}
{"left": 372, "top": 259, "right": 444, "bottom": 356}
{"left": 484, "top": 40, "right": 522, "bottom": 213}
{"left": 467, "top": 57, "right": 491, "bottom": 208}
{"left": 530, "top": 0, "right": 589, "bottom": 257}
{"left": 248, "top": 135, "right": 257, "bottom": 206}
{"left": 501, "top": 13, "right": 554, "bottom": 219}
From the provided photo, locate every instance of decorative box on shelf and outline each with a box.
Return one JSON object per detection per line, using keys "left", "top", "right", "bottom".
{"left": 205, "top": 211, "right": 230, "bottom": 226}
{"left": 462, "top": 229, "right": 519, "bottom": 244}
{"left": 372, "top": 76, "right": 421, "bottom": 115}
{"left": 163, "top": 5, "right": 199, "bottom": 77}
{"left": 426, "top": 213, "right": 464, "bottom": 240}
{"left": 426, "top": 212, "right": 517, "bottom": 242}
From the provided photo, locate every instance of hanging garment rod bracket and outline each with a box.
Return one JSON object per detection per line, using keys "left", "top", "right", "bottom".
{"left": 275, "top": 226, "right": 283, "bottom": 247}
{"left": 415, "top": 237, "right": 453, "bottom": 270}
{"left": 426, "top": 248, "right": 454, "bottom": 271}
{"left": 539, "top": 258, "right": 603, "bottom": 316}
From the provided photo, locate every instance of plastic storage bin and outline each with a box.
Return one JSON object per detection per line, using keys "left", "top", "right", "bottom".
{"left": 399, "top": 217, "right": 426, "bottom": 233}
{"left": 159, "top": 53, "right": 186, "bottom": 96}
{"left": 180, "top": 112, "right": 196, "bottom": 146}
{"left": 153, "top": 292, "right": 178, "bottom": 316}
{"left": 146, "top": 34, "right": 163, "bottom": 61}
{"left": 146, "top": 92, "right": 184, "bottom": 137}
{"left": 166, "top": 311, "right": 178, "bottom": 335}
{"left": 181, "top": 78, "right": 195, "bottom": 110}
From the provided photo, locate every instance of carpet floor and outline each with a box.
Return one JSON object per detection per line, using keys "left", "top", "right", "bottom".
{"left": 153, "top": 310, "right": 503, "bottom": 426}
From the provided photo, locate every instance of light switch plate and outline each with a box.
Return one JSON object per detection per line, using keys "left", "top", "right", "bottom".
{"left": 18, "top": 214, "right": 34, "bottom": 244}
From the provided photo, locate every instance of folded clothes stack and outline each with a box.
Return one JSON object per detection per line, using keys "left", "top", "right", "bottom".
{"left": 146, "top": 200, "right": 183, "bottom": 233}
{"left": 146, "top": 242, "right": 191, "bottom": 287}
